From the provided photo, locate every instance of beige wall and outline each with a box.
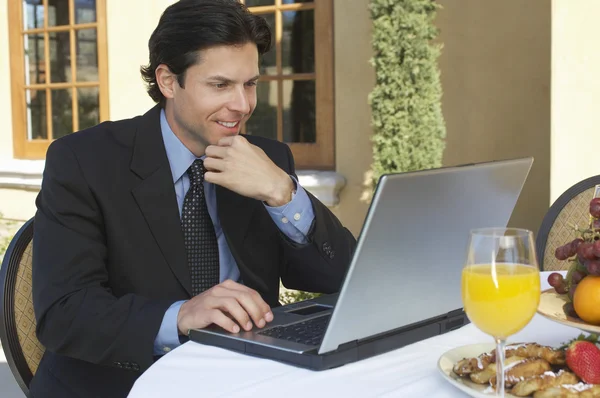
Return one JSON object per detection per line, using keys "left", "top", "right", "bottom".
{"left": 330, "top": 0, "right": 374, "bottom": 237}
{"left": 436, "top": 0, "right": 552, "bottom": 235}
{"left": 0, "top": 0, "right": 13, "bottom": 158}
{"left": 0, "top": 189, "right": 37, "bottom": 221}
{"left": 105, "top": 0, "right": 176, "bottom": 120}
{"left": 551, "top": 0, "right": 600, "bottom": 202}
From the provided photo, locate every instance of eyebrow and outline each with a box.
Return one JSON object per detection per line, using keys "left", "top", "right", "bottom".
{"left": 206, "top": 75, "right": 260, "bottom": 84}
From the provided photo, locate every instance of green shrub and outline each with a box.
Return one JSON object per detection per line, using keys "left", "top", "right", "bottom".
{"left": 279, "top": 287, "right": 321, "bottom": 305}
{"left": 0, "top": 214, "right": 13, "bottom": 263}
{"left": 368, "top": 0, "right": 446, "bottom": 187}
{"left": 0, "top": 235, "right": 9, "bottom": 259}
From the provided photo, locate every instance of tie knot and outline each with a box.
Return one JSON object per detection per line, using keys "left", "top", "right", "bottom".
{"left": 187, "top": 159, "right": 205, "bottom": 186}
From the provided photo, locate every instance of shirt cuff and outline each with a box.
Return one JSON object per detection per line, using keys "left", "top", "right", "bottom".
{"left": 153, "top": 300, "right": 186, "bottom": 356}
{"left": 264, "top": 176, "right": 315, "bottom": 244}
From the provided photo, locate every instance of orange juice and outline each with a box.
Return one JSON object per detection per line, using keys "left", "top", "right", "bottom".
{"left": 462, "top": 264, "right": 540, "bottom": 339}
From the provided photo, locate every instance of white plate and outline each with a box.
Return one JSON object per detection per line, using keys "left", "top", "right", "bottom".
{"left": 537, "top": 288, "right": 600, "bottom": 334}
{"left": 437, "top": 343, "right": 521, "bottom": 398}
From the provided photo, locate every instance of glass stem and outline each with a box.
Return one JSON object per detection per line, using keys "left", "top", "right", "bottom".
{"left": 495, "top": 338, "right": 506, "bottom": 397}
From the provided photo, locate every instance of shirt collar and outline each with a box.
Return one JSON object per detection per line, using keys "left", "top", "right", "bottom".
{"left": 160, "top": 108, "right": 201, "bottom": 183}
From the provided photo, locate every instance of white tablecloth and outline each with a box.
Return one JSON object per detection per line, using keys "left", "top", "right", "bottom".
{"left": 128, "top": 271, "right": 578, "bottom": 398}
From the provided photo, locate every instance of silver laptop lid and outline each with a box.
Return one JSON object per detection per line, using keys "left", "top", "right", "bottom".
{"left": 318, "top": 157, "right": 533, "bottom": 354}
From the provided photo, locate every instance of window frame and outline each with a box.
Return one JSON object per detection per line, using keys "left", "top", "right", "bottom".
{"left": 8, "top": 0, "right": 109, "bottom": 159}
{"left": 244, "top": 0, "right": 335, "bottom": 170}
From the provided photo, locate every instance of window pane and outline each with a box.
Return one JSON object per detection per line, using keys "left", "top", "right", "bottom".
{"left": 78, "top": 87, "right": 99, "bottom": 130}
{"left": 282, "top": 10, "right": 314, "bottom": 74}
{"left": 24, "top": 34, "right": 46, "bottom": 84}
{"left": 23, "top": 0, "right": 45, "bottom": 30}
{"left": 51, "top": 89, "right": 73, "bottom": 138}
{"left": 246, "top": 81, "right": 277, "bottom": 140}
{"left": 48, "top": 0, "right": 70, "bottom": 27}
{"left": 283, "top": 80, "right": 315, "bottom": 143}
{"left": 245, "top": 0, "right": 274, "bottom": 6}
{"left": 259, "top": 13, "right": 276, "bottom": 75}
{"left": 76, "top": 29, "right": 98, "bottom": 82}
{"left": 49, "top": 31, "right": 72, "bottom": 83}
{"left": 75, "top": 0, "right": 96, "bottom": 24}
{"left": 26, "top": 89, "right": 48, "bottom": 140}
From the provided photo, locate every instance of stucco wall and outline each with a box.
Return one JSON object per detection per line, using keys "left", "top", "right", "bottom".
{"left": 436, "top": 0, "right": 552, "bottom": 234}
{"left": 0, "top": 0, "right": 13, "bottom": 158}
{"left": 330, "top": 0, "right": 375, "bottom": 238}
{"left": 551, "top": 0, "right": 600, "bottom": 202}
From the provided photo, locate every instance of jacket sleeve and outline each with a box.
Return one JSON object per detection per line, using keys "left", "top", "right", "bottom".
{"left": 278, "top": 144, "right": 357, "bottom": 294}
{"left": 32, "top": 139, "right": 173, "bottom": 372}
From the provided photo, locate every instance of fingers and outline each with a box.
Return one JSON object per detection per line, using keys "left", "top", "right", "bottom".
{"left": 209, "top": 296, "right": 255, "bottom": 331}
{"left": 203, "top": 171, "right": 223, "bottom": 187}
{"left": 177, "top": 281, "right": 273, "bottom": 335}
{"left": 221, "top": 280, "right": 272, "bottom": 318}
{"left": 205, "top": 145, "right": 229, "bottom": 159}
{"left": 212, "top": 283, "right": 272, "bottom": 328}
{"left": 209, "top": 309, "right": 242, "bottom": 334}
{"left": 202, "top": 157, "right": 224, "bottom": 172}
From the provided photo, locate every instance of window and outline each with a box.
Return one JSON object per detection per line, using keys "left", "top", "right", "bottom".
{"left": 8, "top": 0, "right": 108, "bottom": 159}
{"left": 242, "top": 0, "right": 334, "bottom": 170}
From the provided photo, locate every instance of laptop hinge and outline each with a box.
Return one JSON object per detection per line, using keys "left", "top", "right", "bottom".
{"left": 444, "top": 308, "right": 469, "bottom": 332}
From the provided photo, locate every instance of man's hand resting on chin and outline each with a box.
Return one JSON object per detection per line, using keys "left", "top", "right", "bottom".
{"left": 203, "top": 135, "right": 295, "bottom": 207}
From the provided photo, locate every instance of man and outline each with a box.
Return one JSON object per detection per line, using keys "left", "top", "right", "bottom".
{"left": 30, "top": 0, "right": 356, "bottom": 397}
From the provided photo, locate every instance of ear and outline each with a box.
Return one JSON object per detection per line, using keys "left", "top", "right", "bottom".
{"left": 155, "top": 64, "right": 178, "bottom": 100}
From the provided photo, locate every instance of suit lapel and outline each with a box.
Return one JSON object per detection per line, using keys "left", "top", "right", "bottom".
{"left": 216, "top": 186, "right": 258, "bottom": 277}
{"left": 130, "top": 105, "right": 192, "bottom": 296}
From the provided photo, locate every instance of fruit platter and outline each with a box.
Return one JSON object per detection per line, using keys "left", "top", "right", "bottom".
{"left": 539, "top": 194, "right": 600, "bottom": 332}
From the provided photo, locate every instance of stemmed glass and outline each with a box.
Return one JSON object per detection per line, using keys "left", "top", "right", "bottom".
{"left": 461, "top": 228, "right": 541, "bottom": 397}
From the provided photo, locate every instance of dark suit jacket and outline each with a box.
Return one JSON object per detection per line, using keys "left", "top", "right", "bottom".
{"left": 30, "top": 105, "right": 357, "bottom": 397}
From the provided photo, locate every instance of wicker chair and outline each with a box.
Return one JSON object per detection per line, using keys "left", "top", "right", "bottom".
{"left": 0, "top": 218, "right": 44, "bottom": 397}
{"left": 536, "top": 175, "right": 600, "bottom": 271}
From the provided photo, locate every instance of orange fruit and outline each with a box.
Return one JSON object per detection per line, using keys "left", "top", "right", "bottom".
{"left": 573, "top": 275, "right": 600, "bottom": 325}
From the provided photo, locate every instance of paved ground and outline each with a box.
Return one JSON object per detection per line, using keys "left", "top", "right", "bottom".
{"left": 1, "top": 218, "right": 27, "bottom": 397}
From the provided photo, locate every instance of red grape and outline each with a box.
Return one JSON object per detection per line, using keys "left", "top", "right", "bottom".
{"left": 555, "top": 245, "right": 569, "bottom": 260}
{"left": 588, "top": 260, "right": 600, "bottom": 275}
{"left": 570, "top": 238, "right": 584, "bottom": 257}
{"left": 564, "top": 302, "right": 578, "bottom": 318}
{"left": 593, "top": 240, "right": 600, "bottom": 257}
{"left": 555, "top": 283, "right": 568, "bottom": 294}
{"left": 590, "top": 198, "right": 600, "bottom": 218}
{"left": 594, "top": 219, "right": 600, "bottom": 230}
{"left": 572, "top": 270, "right": 586, "bottom": 284}
{"left": 568, "top": 283, "right": 578, "bottom": 301}
{"left": 578, "top": 242, "right": 596, "bottom": 260}
{"left": 547, "top": 272, "right": 564, "bottom": 288}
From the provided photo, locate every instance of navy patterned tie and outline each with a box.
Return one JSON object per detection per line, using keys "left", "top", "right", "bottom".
{"left": 181, "top": 159, "right": 220, "bottom": 296}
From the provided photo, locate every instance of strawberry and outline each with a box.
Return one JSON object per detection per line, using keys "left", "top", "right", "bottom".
{"left": 566, "top": 340, "right": 600, "bottom": 384}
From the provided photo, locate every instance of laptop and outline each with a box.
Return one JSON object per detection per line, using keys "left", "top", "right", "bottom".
{"left": 189, "top": 157, "right": 534, "bottom": 370}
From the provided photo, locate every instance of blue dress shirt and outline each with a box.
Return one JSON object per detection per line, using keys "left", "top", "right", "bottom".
{"left": 153, "top": 109, "right": 315, "bottom": 355}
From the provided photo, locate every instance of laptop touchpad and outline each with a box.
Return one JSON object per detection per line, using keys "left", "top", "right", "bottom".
{"left": 286, "top": 304, "right": 331, "bottom": 316}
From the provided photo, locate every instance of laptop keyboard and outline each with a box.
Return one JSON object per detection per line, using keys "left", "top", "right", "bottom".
{"left": 258, "top": 315, "right": 330, "bottom": 346}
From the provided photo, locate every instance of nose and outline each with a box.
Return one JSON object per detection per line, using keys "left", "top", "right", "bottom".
{"left": 228, "top": 86, "right": 251, "bottom": 115}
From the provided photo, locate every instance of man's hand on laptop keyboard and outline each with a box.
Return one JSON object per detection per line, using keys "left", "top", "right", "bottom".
{"left": 177, "top": 279, "right": 274, "bottom": 335}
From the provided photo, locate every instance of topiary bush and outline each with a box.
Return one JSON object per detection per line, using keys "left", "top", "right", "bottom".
{"left": 368, "top": 0, "right": 446, "bottom": 188}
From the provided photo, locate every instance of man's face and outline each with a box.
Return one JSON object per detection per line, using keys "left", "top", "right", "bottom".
{"left": 166, "top": 43, "right": 259, "bottom": 154}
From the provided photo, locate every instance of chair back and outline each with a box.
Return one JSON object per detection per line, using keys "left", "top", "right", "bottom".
{"left": 0, "top": 218, "right": 44, "bottom": 396}
{"left": 536, "top": 175, "right": 600, "bottom": 271}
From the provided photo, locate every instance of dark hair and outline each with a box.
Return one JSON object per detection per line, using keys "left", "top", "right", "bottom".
{"left": 140, "top": 0, "right": 272, "bottom": 107}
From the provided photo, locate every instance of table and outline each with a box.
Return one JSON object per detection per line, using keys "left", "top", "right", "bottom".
{"left": 128, "top": 271, "right": 579, "bottom": 398}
